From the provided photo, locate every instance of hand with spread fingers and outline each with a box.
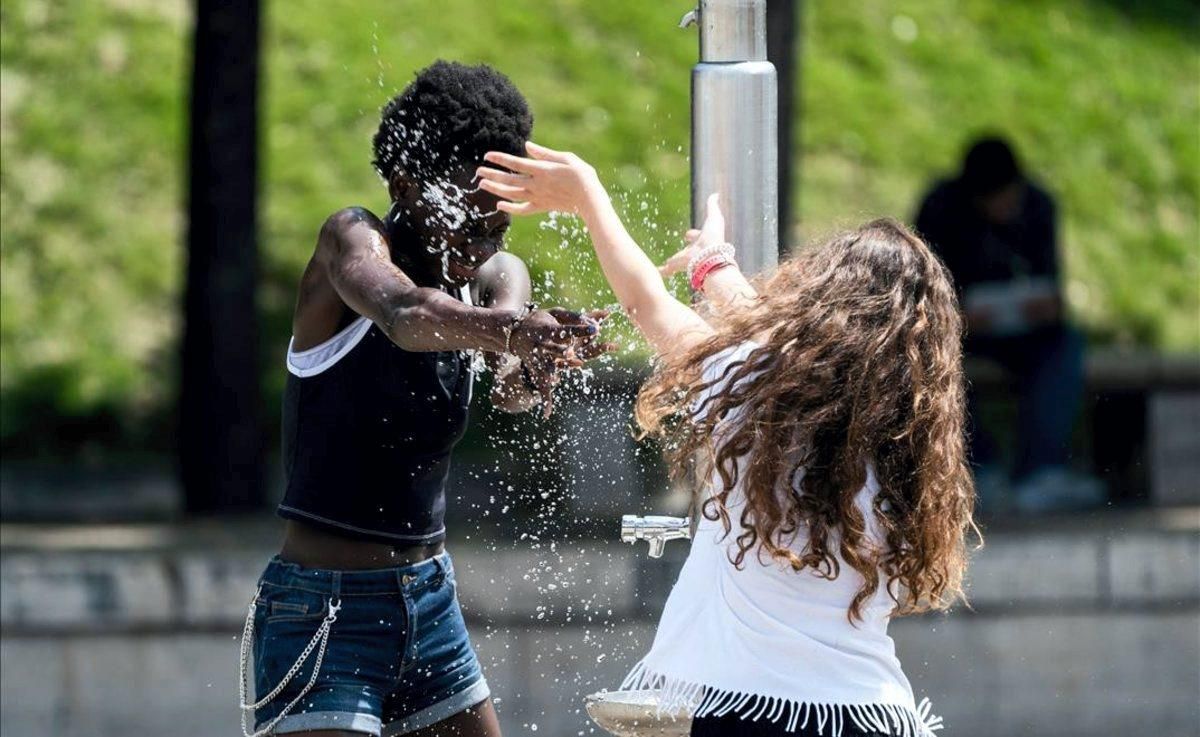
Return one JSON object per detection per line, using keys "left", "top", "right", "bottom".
{"left": 508, "top": 307, "right": 614, "bottom": 417}
{"left": 479, "top": 139, "right": 716, "bottom": 358}
{"left": 476, "top": 141, "right": 604, "bottom": 217}
{"left": 506, "top": 308, "right": 593, "bottom": 361}
{"left": 570, "top": 309, "right": 618, "bottom": 362}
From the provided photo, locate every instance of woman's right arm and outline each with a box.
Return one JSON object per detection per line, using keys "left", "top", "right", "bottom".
{"left": 478, "top": 142, "right": 714, "bottom": 357}
{"left": 577, "top": 187, "right": 715, "bottom": 354}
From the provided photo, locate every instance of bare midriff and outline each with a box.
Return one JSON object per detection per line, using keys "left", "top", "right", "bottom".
{"left": 279, "top": 520, "right": 445, "bottom": 570}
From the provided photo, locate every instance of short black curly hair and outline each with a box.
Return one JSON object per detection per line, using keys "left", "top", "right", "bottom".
{"left": 372, "top": 60, "right": 533, "bottom": 183}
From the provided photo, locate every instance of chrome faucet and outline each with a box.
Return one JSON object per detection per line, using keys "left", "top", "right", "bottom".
{"left": 621, "top": 515, "right": 692, "bottom": 558}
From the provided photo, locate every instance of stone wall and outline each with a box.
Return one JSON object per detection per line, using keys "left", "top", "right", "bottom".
{"left": 2, "top": 513, "right": 1198, "bottom": 737}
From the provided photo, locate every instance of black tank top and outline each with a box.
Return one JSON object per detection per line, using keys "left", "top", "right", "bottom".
{"left": 278, "top": 290, "right": 473, "bottom": 545}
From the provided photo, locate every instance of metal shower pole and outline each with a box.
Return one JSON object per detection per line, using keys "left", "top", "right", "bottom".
{"left": 682, "top": 0, "right": 779, "bottom": 276}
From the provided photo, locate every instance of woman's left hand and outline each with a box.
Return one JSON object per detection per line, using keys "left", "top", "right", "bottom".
{"left": 659, "top": 194, "right": 728, "bottom": 278}
{"left": 477, "top": 141, "right": 604, "bottom": 217}
{"left": 659, "top": 229, "right": 702, "bottom": 278}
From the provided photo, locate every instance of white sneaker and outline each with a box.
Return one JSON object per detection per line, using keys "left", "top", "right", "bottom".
{"left": 1012, "top": 466, "right": 1106, "bottom": 514}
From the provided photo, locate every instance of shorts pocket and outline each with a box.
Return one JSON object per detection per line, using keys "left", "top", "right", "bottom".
{"left": 260, "top": 584, "right": 329, "bottom": 623}
{"left": 255, "top": 612, "right": 329, "bottom": 718}
{"left": 270, "top": 600, "right": 310, "bottom": 617}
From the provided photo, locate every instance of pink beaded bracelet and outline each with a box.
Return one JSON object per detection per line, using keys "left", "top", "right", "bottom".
{"left": 690, "top": 255, "right": 733, "bottom": 292}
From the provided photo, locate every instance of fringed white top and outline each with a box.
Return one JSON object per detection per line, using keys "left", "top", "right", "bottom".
{"left": 621, "top": 343, "right": 943, "bottom": 736}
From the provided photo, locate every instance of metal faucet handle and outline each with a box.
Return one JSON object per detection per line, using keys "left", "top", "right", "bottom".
{"left": 621, "top": 514, "right": 692, "bottom": 558}
{"left": 679, "top": 7, "right": 698, "bottom": 29}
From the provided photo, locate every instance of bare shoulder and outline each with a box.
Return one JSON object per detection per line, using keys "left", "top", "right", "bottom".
{"left": 474, "top": 251, "right": 531, "bottom": 308}
{"left": 323, "top": 205, "right": 383, "bottom": 230}
{"left": 317, "top": 206, "right": 386, "bottom": 254}
{"left": 476, "top": 251, "right": 529, "bottom": 283}
{"left": 293, "top": 207, "right": 383, "bottom": 348}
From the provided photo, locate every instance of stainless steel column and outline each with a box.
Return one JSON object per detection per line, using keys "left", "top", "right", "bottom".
{"left": 684, "top": 0, "right": 779, "bottom": 276}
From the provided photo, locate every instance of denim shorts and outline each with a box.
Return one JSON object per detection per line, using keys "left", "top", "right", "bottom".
{"left": 249, "top": 552, "right": 490, "bottom": 735}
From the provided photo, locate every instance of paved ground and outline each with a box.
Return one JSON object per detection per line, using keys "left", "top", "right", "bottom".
{"left": 2, "top": 508, "right": 1197, "bottom": 737}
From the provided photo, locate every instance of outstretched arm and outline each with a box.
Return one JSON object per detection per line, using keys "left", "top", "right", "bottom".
{"left": 314, "top": 208, "right": 516, "bottom": 352}
{"left": 478, "top": 143, "right": 713, "bottom": 357}
{"left": 312, "top": 207, "right": 598, "bottom": 394}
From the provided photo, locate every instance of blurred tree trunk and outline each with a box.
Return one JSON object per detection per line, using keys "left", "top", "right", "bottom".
{"left": 767, "top": 0, "right": 799, "bottom": 256}
{"left": 181, "top": 0, "right": 265, "bottom": 513}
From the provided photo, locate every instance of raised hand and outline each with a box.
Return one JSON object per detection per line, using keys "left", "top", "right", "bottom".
{"left": 477, "top": 141, "right": 604, "bottom": 217}
{"left": 659, "top": 229, "right": 702, "bottom": 278}
{"left": 483, "top": 140, "right": 715, "bottom": 360}
{"left": 659, "top": 194, "right": 728, "bottom": 278}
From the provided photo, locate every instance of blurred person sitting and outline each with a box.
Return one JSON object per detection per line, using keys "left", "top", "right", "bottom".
{"left": 915, "top": 136, "right": 1102, "bottom": 514}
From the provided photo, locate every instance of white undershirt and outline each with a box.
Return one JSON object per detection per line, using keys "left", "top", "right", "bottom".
{"left": 285, "top": 285, "right": 474, "bottom": 380}
{"left": 621, "top": 343, "right": 941, "bottom": 737}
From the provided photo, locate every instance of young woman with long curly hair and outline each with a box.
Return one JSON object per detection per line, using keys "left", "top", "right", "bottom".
{"left": 477, "top": 142, "right": 978, "bottom": 737}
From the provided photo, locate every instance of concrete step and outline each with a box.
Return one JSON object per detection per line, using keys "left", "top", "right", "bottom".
{"left": 2, "top": 510, "right": 1197, "bottom": 632}
{"left": 1, "top": 510, "right": 1197, "bottom": 737}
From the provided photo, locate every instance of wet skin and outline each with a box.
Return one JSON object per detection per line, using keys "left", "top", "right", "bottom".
{"left": 290, "top": 168, "right": 605, "bottom": 402}
{"left": 386, "top": 166, "right": 513, "bottom": 289}
{"left": 276, "top": 164, "right": 610, "bottom": 737}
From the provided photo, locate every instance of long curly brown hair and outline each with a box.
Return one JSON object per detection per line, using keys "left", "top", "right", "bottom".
{"left": 636, "top": 218, "right": 978, "bottom": 621}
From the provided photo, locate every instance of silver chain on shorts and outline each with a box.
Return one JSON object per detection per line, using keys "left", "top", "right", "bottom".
{"left": 238, "top": 587, "right": 342, "bottom": 737}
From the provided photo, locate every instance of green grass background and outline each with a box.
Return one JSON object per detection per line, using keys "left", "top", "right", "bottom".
{"left": 1, "top": 0, "right": 1197, "bottom": 453}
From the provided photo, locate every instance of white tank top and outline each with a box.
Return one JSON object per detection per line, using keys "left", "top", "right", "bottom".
{"left": 621, "top": 343, "right": 942, "bottom": 736}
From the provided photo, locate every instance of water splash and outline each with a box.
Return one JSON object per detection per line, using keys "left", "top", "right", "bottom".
{"left": 363, "top": 86, "right": 689, "bottom": 732}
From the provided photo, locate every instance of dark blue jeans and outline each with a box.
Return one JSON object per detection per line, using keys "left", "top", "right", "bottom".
{"left": 967, "top": 324, "right": 1086, "bottom": 481}
{"left": 250, "top": 553, "right": 489, "bottom": 735}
